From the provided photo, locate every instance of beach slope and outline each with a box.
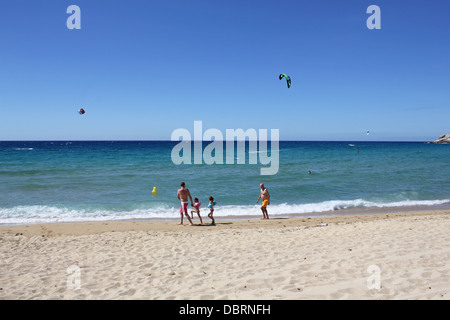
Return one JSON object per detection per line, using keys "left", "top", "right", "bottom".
{"left": 1, "top": 211, "right": 449, "bottom": 299}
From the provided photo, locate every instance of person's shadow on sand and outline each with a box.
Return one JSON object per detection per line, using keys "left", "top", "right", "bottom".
{"left": 192, "top": 222, "right": 233, "bottom": 227}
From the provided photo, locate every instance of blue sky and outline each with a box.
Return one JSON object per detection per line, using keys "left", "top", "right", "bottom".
{"left": 0, "top": 0, "right": 449, "bottom": 141}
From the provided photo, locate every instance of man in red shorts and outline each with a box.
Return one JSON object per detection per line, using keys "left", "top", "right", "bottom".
{"left": 177, "top": 181, "right": 194, "bottom": 225}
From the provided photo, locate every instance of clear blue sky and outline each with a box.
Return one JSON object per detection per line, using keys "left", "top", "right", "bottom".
{"left": 0, "top": 0, "right": 449, "bottom": 141}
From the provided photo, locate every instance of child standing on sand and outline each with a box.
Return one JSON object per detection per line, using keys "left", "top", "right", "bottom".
{"left": 208, "top": 196, "right": 216, "bottom": 225}
{"left": 190, "top": 197, "right": 203, "bottom": 224}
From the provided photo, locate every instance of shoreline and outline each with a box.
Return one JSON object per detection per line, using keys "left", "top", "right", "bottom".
{"left": 1, "top": 202, "right": 449, "bottom": 227}
{"left": 1, "top": 208, "right": 449, "bottom": 237}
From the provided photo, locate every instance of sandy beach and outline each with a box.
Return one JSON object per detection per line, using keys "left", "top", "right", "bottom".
{"left": 1, "top": 210, "right": 449, "bottom": 300}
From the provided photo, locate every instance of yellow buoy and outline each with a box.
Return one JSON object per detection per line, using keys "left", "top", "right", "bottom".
{"left": 152, "top": 187, "right": 157, "bottom": 194}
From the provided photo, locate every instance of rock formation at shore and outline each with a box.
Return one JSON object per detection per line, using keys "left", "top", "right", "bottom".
{"left": 431, "top": 133, "right": 450, "bottom": 144}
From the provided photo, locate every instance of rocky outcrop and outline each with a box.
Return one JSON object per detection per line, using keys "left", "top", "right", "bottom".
{"left": 431, "top": 133, "right": 450, "bottom": 144}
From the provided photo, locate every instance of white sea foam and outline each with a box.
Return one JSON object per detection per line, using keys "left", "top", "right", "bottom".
{"left": 0, "top": 205, "right": 175, "bottom": 225}
{"left": 1, "top": 199, "right": 449, "bottom": 225}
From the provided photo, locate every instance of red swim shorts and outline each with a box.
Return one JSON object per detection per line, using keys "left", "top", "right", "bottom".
{"left": 180, "top": 202, "right": 189, "bottom": 214}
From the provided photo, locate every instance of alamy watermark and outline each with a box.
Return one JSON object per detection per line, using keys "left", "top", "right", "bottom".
{"left": 66, "top": 5, "right": 81, "bottom": 30}
{"left": 66, "top": 265, "right": 81, "bottom": 290}
{"left": 366, "top": 5, "right": 381, "bottom": 30}
{"left": 66, "top": 4, "right": 379, "bottom": 31}
{"left": 171, "top": 121, "right": 279, "bottom": 175}
{"left": 367, "top": 264, "right": 381, "bottom": 290}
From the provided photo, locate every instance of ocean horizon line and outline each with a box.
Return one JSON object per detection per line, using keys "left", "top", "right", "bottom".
{"left": 0, "top": 139, "right": 434, "bottom": 143}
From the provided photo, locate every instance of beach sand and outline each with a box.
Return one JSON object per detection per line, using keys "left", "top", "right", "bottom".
{"left": 1, "top": 210, "right": 449, "bottom": 300}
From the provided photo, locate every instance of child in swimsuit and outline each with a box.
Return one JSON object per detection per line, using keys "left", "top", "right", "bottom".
{"left": 190, "top": 197, "right": 203, "bottom": 224}
{"left": 208, "top": 196, "right": 216, "bottom": 225}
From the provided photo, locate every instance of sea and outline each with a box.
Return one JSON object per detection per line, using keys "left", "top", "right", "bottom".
{"left": 1, "top": 141, "right": 449, "bottom": 225}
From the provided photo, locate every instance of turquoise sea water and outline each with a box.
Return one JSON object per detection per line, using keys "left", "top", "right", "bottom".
{"left": 0, "top": 141, "right": 449, "bottom": 224}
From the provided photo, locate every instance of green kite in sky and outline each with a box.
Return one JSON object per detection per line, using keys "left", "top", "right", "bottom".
{"left": 279, "top": 73, "right": 291, "bottom": 88}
